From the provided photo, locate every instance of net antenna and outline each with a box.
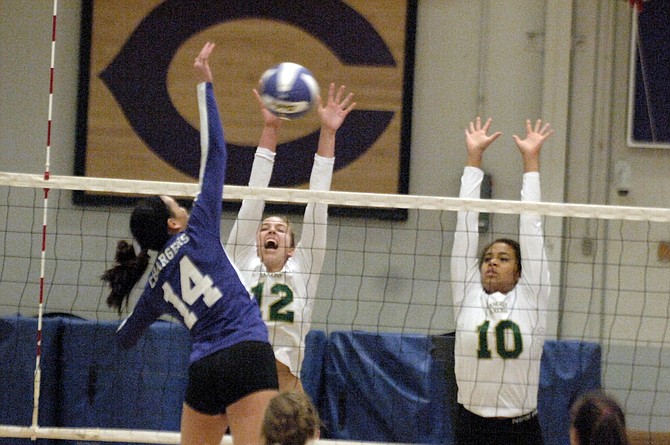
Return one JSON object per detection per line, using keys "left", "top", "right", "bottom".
{"left": 32, "top": 0, "right": 59, "bottom": 436}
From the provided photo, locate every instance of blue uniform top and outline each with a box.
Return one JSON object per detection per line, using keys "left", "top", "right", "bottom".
{"left": 116, "top": 82, "right": 269, "bottom": 363}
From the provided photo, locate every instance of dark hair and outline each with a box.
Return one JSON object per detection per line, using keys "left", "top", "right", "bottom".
{"left": 101, "top": 240, "right": 150, "bottom": 314}
{"left": 570, "top": 390, "right": 629, "bottom": 445}
{"left": 479, "top": 238, "right": 522, "bottom": 275}
{"left": 101, "top": 197, "right": 172, "bottom": 314}
{"left": 130, "top": 196, "right": 172, "bottom": 251}
{"left": 262, "top": 392, "right": 320, "bottom": 445}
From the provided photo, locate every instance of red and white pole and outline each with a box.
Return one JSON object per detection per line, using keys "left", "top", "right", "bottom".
{"left": 32, "top": 0, "right": 58, "bottom": 434}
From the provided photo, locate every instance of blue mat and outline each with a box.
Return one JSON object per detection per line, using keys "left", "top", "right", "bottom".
{"left": 320, "top": 331, "right": 454, "bottom": 443}
{"left": 301, "top": 329, "right": 328, "bottom": 410}
{"left": 58, "top": 318, "right": 190, "bottom": 436}
{"left": 538, "top": 340, "right": 602, "bottom": 445}
{"left": 0, "top": 316, "right": 600, "bottom": 445}
{"left": 0, "top": 315, "right": 60, "bottom": 444}
{"left": 315, "top": 331, "right": 600, "bottom": 445}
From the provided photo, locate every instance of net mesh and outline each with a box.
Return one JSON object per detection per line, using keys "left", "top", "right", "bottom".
{"left": 1, "top": 172, "right": 670, "bottom": 443}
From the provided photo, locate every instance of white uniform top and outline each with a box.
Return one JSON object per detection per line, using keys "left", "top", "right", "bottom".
{"left": 451, "top": 166, "right": 550, "bottom": 418}
{"left": 227, "top": 147, "right": 332, "bottom": 377}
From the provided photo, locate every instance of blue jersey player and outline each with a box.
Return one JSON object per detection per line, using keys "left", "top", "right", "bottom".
{"left": 102, "top": 42, "right": 278, "bottom": 445}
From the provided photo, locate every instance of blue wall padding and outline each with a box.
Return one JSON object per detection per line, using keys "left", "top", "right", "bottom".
{"left": 428, "top": 333, "right": 457, "bottom": 444}
{"left": 0, "top": 316, "right": 61, "bottom": 445}
{"left": 0, "top": 316, "right": 600, "bottom": 445}
{"left": 538, "top": 340, "right": 602, "bottom": 445}
{"left": 316, "top": 331, "right": 600, "bottom": 445}
{"left": 0, "top": 316, "right": 58, "bottom": 426}
{"left": 301, "top": 329, "right": 328, "bottom": 409}
{"left": 58, "top": 318, "right": 190, "bottom": 436}
{"left": 320, "top": 331, "right": 452, "bottom": 443}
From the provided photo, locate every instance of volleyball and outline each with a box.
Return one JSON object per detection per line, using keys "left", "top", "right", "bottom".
{"left": 259, "top": 62, "right": 319, "bottom": 119}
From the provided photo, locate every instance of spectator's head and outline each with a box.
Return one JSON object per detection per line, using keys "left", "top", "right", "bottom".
{"left": 570, "top": 390, "right": 629, "bottom": 445}
{"left": 262, "top": 392, "right": 320, "bottom": 445}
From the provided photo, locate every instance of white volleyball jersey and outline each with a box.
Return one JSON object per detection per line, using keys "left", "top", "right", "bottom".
{"left": 227, "top": 148, "right": 332, "bottom": 376}
{"left": 451, "top": 166, "right": 550, "bottom": 418}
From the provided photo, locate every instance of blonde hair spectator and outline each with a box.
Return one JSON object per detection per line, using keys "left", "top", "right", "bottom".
{"left": 262, "top": 392, "right": 321, "bottom": 445}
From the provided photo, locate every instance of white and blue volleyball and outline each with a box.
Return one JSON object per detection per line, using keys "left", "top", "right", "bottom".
{"left": 259, "top": 62, "right": 319, "bottom": 119}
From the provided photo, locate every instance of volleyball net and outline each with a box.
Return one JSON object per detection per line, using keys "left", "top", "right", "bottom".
{"left": 0, "top": 171, "right": 669, "bottom": 444}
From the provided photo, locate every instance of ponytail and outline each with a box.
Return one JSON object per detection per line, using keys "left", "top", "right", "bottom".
{"left": 103, "top": 196, "right": 172, "bottom": 315}
{"left": 101, "top": 240, "right": 150, "bottom": 315}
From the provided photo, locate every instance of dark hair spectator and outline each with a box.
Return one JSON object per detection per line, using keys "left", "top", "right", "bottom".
{"left": 570, "top": 390, "right": 629, "bottom": 445}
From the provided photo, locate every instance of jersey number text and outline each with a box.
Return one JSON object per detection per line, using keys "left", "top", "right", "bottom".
{"left": 477, "top": 320, "right": 523, "bottom": 359}
{"left": 162, "top": 256, "right": 223, "bottom": 329}
{"left": 251, "top": 282, "right": 294, "bottom": 322}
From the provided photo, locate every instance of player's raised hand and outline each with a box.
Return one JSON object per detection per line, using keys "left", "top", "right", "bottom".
{"left": 464, "top": 117, "right": 502, "bottom": 167}
{"left": 317, "top": 83, "right": 356, "bottom": 133}
{"left": 194, "top": 42, "right": 215, "bottom": 84}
